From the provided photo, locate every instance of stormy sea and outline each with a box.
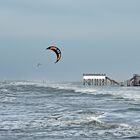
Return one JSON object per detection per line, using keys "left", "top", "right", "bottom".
{"left": 0, "top": 80, "right": 140, "bottom": 140}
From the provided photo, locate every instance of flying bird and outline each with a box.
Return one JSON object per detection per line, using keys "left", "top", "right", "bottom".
{"left": 36, "top": 63, "right": 42, "bottom": 68}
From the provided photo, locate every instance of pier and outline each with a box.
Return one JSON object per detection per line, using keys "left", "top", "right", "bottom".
{"left": 83, "top": 74, "right": 119, "bottom": 86}
{"left": 83, "top": 73, "right": 140, "bottom": 86}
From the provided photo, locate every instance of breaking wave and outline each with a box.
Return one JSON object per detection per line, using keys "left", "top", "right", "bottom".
{"left": 2, "top": 81, "right": 140, "bottom": 101}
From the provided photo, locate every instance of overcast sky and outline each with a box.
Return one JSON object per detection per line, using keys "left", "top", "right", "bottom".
{"left": 0, "top": 0, "right": 140, "bottom": 81}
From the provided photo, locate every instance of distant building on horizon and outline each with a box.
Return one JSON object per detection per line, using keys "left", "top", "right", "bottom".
{"left": 129, "top": 74, "right": 140, "bottom": 86}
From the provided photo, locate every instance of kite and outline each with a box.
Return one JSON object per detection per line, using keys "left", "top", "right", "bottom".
{"left": 46, "top": 46, "right": 61, "bottom": 63}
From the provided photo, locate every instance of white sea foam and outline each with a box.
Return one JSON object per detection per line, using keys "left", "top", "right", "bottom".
{"left": 9, "top": 81, "right": 41, "bottom": 86}
{"left": 46, "top": 82, "right": 98, "bottom": 94}
{"left": 0, "top": 96, "right": 16, "bottom": 103}
{"left": 110, "top": 88, "right": 140, "bottom": 101}
{"left": 112, "top": 123, "right": 140, "bottom": 138}
{"left": 0, "top": 89, "right": 9, "bottom": 93}
{"left": 123, "top": 92, "right": 140, "bottom": 101}
{"left": 57, "top": 115, "right": 102, "bottom": 127}
{"left": 82, "top": 113, "right": 105, "bottom": 124}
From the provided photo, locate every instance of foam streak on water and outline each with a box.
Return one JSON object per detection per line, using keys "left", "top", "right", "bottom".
{"left": 0, "top": 80, "right": 140, "bottom": 140}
